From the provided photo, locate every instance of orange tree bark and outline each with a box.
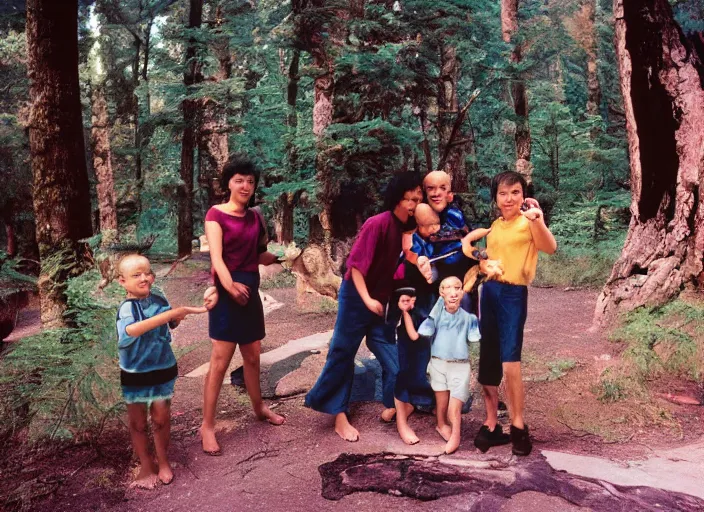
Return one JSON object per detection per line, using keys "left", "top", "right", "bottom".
{"left": 594, "top": 0, "right": 704, "bottom": 325}
{"left": 501, "top": 0, "right": 532, "bottom": 184}
{"left": 26, "top": 0, "right": 93, "bottom": 327}
{"left": 91, "top": 84, "right": 118, "bottom": 247}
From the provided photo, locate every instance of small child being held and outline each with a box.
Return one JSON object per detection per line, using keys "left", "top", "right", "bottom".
{"left": 401, "top": 276, "right": 480, "bottom": 454}
{"left": 116, "top": 254, "right": 217, "bottom": 489}
{"left": 411, "top": 203, "right": 490, "bottom": 284}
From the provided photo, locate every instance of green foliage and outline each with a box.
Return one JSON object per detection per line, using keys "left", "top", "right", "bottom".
{"left": 0, "top": 270, "right": 123, "bottom": 443}
{"left": 610, "top": 299, "right": 704, "bottom": 382}
{"left": 260, "top": 269, "right": 296, "bottom": 290}
{"left": 595, "top": 368, "right": 628, "bottom": 403}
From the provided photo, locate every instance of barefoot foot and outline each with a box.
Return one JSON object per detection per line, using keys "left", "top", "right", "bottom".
{"left": 158, "top": 465, "right": 174, "bottom": 485}
{"left": 254, "top": 404, "right": 285, "bottom": 425}
{"left": 334, "top": 413, "right": 359, "bottom": 442}
{"left": 200, "top": 425, "right": 221, "bottom": 455}
{"left": 445, "top": 435, "right": 460, "bottom": 454}
{"left": 380, "top": 407, "right": 396, "bottom": 423}
{"left": 397, "top": 424, "right": 420, "bottom": 445}
{"left": 130, "top": 467, "right": 159, "bottom": 490}
{"left": 436, "top": 425, "right": 452, "bottom": 441}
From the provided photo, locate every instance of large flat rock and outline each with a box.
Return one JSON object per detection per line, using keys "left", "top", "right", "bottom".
{"left": 543, "top": 440, "right": 704, "bottom": 500}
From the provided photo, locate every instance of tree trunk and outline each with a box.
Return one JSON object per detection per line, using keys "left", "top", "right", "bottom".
{"left": 26, "top": 0, "right": 93, "bottom": 328}
{"left": 198, "top": 98, "right": 229, "bottom": 207}
{"left": 198, "top": 7, "right": 230, "bottom": 209}
{"left": 90, "top": 84, "right": 118, "bottom": 247}
{"left": 177, "top": 0, "right": 203, "bottom": 257}
{"left": 501, "top": 0, "right": 532, "bottom": 184}
{"left": 4, "top": 217, "right": 16, "bottom": 258}
{"left": 594, "top": 0, "right": 704, "bottom": 325}
{"left": 274, "top": 193, "right": 295, "bottom": 244}
{"left": 584, "top": 0, "right": 602, "bottom": 116}
{"left": 437, "top": 44, "right": 468, "bottom": 192}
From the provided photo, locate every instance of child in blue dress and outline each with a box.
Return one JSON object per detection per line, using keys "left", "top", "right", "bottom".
{"left": 117, "top": 254, "right": 217, "bottom": 489}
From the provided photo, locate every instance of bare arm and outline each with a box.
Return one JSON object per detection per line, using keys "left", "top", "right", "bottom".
{"left": 523, "top": 209, "right": 557, "bottom": 254}
{"left": 350, "top": 267, "right": 383, "bottom": 316}
{"left": 258, "top": 251, "right": 278, "bottom": 266}
{"left": 402, "top": 232, "right": 418, "bottom": 264}
{"left": 205, "top": 219, "right": 250, "bottom": 304}
{"left": 125, "top": 306, "right": 206, "bottom": 338}
{"left": 402, "top": 311, "right": 420, "bottom": 341}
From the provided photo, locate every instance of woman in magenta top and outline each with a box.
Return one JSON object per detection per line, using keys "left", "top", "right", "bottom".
{"left": 200, "top": 155, "right": 284, "bottom": 456}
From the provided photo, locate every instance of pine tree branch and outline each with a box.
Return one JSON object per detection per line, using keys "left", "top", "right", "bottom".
{"left": 437, "top": 89, "right": 481, "bottom": 171}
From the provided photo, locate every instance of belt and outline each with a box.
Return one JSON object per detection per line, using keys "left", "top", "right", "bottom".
{"left": 432, "top": 356, "right": 469, "bottom": 363}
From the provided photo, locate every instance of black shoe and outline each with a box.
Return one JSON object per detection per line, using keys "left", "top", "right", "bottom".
{"left": 510, "top": 424, "right": 532, "bottom": 456}
{"left": 473, "top": 425, "right": 510, "bottom": 453}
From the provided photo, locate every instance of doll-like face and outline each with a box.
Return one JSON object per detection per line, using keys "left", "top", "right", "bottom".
{"left": 118, "top": 255, "right": 153, "bottom": 299}
{"left": 495, "top": 181, "right": 524, "bottom": 220}
{"left": 439, "top": 276, "right": 464, "bottom": 313}
{"left": 423, "top": 171, "right": 454, "bottom": 213}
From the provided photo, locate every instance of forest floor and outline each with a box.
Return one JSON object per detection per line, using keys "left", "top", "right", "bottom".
{"left": 3, "top": 256, "right": 704, "bottom": 511}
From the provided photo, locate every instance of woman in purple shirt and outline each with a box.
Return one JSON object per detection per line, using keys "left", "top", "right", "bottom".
{"left": 200, "top": 156, "right": 284, "bottom": 456}
{"left": 305, "top": 173, "right": 423, "bottom": 442}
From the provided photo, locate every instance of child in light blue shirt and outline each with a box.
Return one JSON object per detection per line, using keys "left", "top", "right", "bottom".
{"left": 403, "top": 276, "right": 479, "bottom": 454}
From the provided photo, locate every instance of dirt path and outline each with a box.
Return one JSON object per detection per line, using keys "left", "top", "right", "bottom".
{"left": 7, "top": 263, "right": 704, "bottom": 511}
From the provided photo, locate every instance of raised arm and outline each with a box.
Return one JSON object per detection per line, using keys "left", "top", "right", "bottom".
{"left": 522, "top": 199, "right": 557, "bottom": 254}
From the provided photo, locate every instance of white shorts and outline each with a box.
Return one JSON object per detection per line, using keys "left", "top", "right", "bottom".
{"left": 427, "top": 357, "right": 471, "bottom": 403}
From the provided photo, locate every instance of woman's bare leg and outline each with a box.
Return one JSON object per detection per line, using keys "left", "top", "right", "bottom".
{"left": 200, "top": 340, "right": 238, "bottom": 453}
{"left": 240, "top": 341, "right": 285, "bottom": 425}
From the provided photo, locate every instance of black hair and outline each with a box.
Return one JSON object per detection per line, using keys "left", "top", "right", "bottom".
{"left": 220, "top": 154, "right": 260, "bottom": 202}
{"left": 383, "top": 172, "right": 423, "bottom": 211}
{"left": 490, "top": 171, "right": 528, "bottom": 202}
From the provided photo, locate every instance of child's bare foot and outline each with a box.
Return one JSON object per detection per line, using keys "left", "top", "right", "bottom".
{"left": 436, "top": 425, "right": 452, "bottom": 441}
{"left": 200, "top": 425, "right": 221, "bottom": 455}
{"left": 445, "top": 435, "right": 460, "bottom": 454}
{"left": 130, "top": 466, "right": 159, "bottom": 489}
{"left": 397, "top": 424, "right": 420, "bottom": 445}
{"left": 255, "top": 404, "right": 285, "bottom": 425}
{"left": 380, "top": 407, "right": 396, "bottom": 422}
{"left": 334, "top": 413, "right": 359, "bottom": 442}
{"left": 158, "top": 464, "right": 174, "bottom": 485}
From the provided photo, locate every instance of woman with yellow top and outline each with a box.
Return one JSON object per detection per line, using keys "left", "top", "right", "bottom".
{"left": 474, "top": 171, "right": 557, "bottom": 457}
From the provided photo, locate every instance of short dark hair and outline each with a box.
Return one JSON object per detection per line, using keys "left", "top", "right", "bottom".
{"left": 383, "top": 172, "right": 422, "bottom": 211}
{"left": 490, "top": 171, "right": 528, "bottom": 202}
{"left": 220, "top": 154, "right": 260, "bottom": 195}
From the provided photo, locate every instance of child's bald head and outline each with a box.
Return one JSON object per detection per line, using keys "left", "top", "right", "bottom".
{"left": 117, "top": 254, "right": 151, "bottom": 277}
{"left": 439, "top": 275, "right": 464, "bottom": 312}
{"left": 415, "top": 203, "right": 441, "bottom": 239}
{"left": 423, "top": 170, "right": 452, "bottom": 189}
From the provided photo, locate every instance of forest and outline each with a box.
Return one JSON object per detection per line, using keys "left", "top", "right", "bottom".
{"left": 0, "top": 0, "right": 703, "bottom": 509}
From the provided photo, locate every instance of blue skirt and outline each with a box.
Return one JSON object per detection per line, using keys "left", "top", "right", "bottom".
{"left": 122, "top": 378, "right": 176, "bottom": 405}
{"left": 209, "top": 270, "right": 265, "bottom": 344}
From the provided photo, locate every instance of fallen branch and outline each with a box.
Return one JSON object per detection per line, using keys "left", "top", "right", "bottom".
{"left": 163, "top": 254, "right": 191, "bottom": 278}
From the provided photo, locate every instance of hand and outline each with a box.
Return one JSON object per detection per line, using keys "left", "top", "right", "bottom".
{"left": 480, "top": 259, "right": 504, "bottom": 280}
{"left": 398, "top": 294, "right": 416, "bottom": 312}
{"left": 417, "top": 256, "right": 432, "bottom": 284}
{"left": 229, "top": 282, "right": 250, "bottom": 306}
{"left": 365, "top": 298, "right": 384, "bottom": 317}
{"left": 203, "top": 286, "right": 218, "bottom": 310}
{"left": 521, "top": 198, "right": 543, "bottom": 221}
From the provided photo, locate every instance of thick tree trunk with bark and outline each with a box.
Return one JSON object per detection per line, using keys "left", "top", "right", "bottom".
{"left": 177, "top": 0, "right": 203, "bottom": 257}
{"left": 26, "top": 0, "right": 93, "bottom": 327}
{"left": 594, "top": 0, "right": 704, "bottom": 325}
{"left": 437, "top": 44, "right": 469, "bottom": 193}
{"left": 91, "top": 85, "right": 118, "bottom": 247}
{"left": 198, "top": 98, "right": 229, "bottom": 207}
{"left": 501, "top": 0, "right": 532, "bottom": 183}
{"left": 198, "top": 6, "right": 230, "bottom": 209}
